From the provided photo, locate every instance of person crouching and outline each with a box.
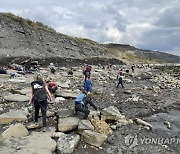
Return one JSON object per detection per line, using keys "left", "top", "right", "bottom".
{"left": 75, "top": 93, "right": 98, "bottom": 119}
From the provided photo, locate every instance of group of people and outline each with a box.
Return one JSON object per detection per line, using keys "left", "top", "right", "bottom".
{"left": 29, "top": 64, "right": 127, "bottom": 132}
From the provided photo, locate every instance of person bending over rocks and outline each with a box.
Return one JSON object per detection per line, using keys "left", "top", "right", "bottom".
{"left": 75, "top": 93, "right": 98, "bottom": 119}
{"left": 29, "top": 74, "right": 52, "bottom": 132}
{"left": 47, "top": 80, "right": 58, "bottom": 94}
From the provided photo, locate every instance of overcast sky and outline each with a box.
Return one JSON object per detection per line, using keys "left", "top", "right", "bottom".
{"left": 0, "top": 0, "right": 180, "bottom": 56}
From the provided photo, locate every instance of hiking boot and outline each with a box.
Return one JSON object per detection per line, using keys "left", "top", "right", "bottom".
{"left": 34, "top": 121, "right": 39, "bottom": 125}
{"left": 42, "top": 127, "right": 47, "bottom": 132}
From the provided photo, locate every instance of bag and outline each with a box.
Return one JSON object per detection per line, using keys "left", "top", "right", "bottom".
{"left": 32, "top": 81, "right": 47, "bottom": 102}
{"left": 75, "top": 94, "right": 86, "bottom": 105}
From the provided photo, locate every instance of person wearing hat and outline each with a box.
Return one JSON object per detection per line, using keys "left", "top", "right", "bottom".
{"left": 75, "top": 93, "right": 98, "bottom": 119}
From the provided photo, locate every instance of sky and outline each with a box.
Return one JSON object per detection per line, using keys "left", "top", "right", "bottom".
{"left": 0, "top": 0, "right": 180, "bottom": 56}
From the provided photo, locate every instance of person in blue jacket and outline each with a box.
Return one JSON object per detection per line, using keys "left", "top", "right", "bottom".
{"left": 84, "top": 77, "right": 92, "bottom": 94}
{"left": 75, "top": 93, "right": 98, "bottom": 119}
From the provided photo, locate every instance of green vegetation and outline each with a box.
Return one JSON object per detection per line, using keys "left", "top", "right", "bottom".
{"left": 2, "top": 12, "right": 55, "bottom": 32}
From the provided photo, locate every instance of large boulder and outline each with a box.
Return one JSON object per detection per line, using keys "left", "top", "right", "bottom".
{"left": 0, "top": 132, "right": 56, "bottom": 154}
{"left": 56, "top": 109, "right": 74, "bottom": 118}
{"left": 101, "top": 106, "right": 125, "bottom": 121}
{"left": 0, "top": 110, "right": 28, "bottom": 124}
{"left": 82, "top": 130, "right": 107, "bottom": 147}
{"left": 4, "top": 94, "right": 29, "bottom": 102}
{"left": 58, "top": 117, "right": 80, "bottom": 132}
{"left": 8, "top": 78, "right": 26, "bottom": 83}
{"left": 13, "top": 88, "right": 31, "bottom": 95}
{"left": 78, "top": 120, "right": 94, "bottom": 135}
{"left": 90, "top": 119, "right": 113, "bottom": 136}
{"left": 57, "top": 134, "right": 80, "bottom": 154}
{"left": 1, "top": 123, "right": 29, "bottom": 139}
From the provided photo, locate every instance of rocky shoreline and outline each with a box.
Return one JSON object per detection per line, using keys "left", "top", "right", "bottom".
{"left": 0, "top": 63, "right": 179, "bottom": 153}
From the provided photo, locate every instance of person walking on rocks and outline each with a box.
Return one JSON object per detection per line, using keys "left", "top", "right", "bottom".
{"left": 116, "top": 69, "right": 124, "bottom": 88}
{"left": 30, "top": 74, "right": 52, "bottom": 132}
{"left": 49, "top": 63, "right": 56, "bottom": 74}
{"left": 84, "top": 77, "right": 92, "bottom": 94}
{"left": 75, "top": 93, "right": 98, "bottom": 119}
{"left": 131, "top": 64, "right": 135, "bottom": 73}
{"left": 83, "top": 65, "right": 91, "bottom": 81}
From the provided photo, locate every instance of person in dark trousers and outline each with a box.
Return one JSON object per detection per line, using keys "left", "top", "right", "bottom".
{"left": 131, "top": 64, "right": 135, "bottom": 73}
{"left": 83, "top": 65, "right": 91, "bottom": 81}
{"left": 116, "top": 69, "right": 124, "bottom": 88}
{"left": 75, "top": 93, "right": 98, "bottom": 119}
{"left": 68, "top": 68, "right": 74, "bottom": 76}
{"left": 30, "top": 74, "right": 52, "bottom": 132}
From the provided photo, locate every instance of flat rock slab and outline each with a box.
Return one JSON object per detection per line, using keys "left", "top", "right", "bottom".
{"left": 4, "top": 94, "right": 29, "bottom": 102}
{"left": 0, "top": 74, "right": 9, "bottom": 78}
{"left": 55, "top": 91, "right": 78, "bottom": 98}
{"left": 0, "top": 109, "right": 28, "bottom": 124}
{"left": 56, "top": 109, "right": 74, "bottom": 118}
{"left": 57, "top": 134, "right": 80, "bottom": 154}
{"left": 58, "top": 117, "right": 80, "bottom": 132}
{"left": 78, "top": 120, "right": 94, "bottom": 135}
{"left": 14, "top": 88, "right": 31, "bottom": 95}
{"left": 8, "top": 78, "right": 26, "bottom": 83}
{"left": 54, "top": 97, "right": 65, "bottom": 103}
{"left": 58, "top": 82, "right": 70, "bottom": 88}
{"left": 101, "top": 106, "right": 125, "bottom": 121}
{"left": 1, "top": 123, "right": 29, "bottom": 139}
{"left": 0, "top": 132, "right": 56, "bottom": 154}
{"left": 26, "top": 123, "right": 42, "bottom": 130}
{"left": 82, "top": 130, "right": 107, "bottom": 147}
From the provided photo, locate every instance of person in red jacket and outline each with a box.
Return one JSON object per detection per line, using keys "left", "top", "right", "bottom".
{"left": 47, "top": 80, "right": 58, "bottom": 93}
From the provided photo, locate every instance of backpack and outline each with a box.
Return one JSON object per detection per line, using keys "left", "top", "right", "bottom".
{"left": 75, "top": 94, "right": 86, "bottom": 105}
{"left": 32, "top": 81, "right": 47, "bottom": 102}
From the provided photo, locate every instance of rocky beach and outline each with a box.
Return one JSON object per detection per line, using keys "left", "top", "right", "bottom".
{"left": 0, "top": 61, "right": 179, "bottom": 154}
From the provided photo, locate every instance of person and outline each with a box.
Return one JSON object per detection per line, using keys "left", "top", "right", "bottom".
{"left": 116, "top": 69, "right": 124, "bottom": 88}
{"left": 131, "top": 64, "right": 135, "bottom": 73}
{"left": 47, "top": 80, "right": 58, "bottom": 94}
{"left": 75, "top": 93, "right": 98, "bottom": 119}
{"left": 0, "top": 67, "right": 7, "bottom": 74}
{"left": 83, "top": 65, "right": 91, "bottom": 81}
{"left": 10, "top": 72, "right": 16, "bottom": 78}
{"left": 29, "top": 74, "right": 52, "bottom": 132}
{"left": 68, "top": 68, "right": 73, "bottom": 76}
{"left": 49, "top": 63, "right": 56, "bottom": 74}
{"left": 118, "top": 68, "right": 123, "bottom": 76}
{"left": 84, "top": 77, "right": 92, "bottom": 94}
{"left": 24, "top": 60, "right": 31, "bottom": 73}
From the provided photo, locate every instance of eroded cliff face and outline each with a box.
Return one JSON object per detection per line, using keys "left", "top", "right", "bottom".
{"left": 0, "top": 13, "right": 113, "bottom": 59}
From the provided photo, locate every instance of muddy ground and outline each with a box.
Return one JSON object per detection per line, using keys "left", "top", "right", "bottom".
{"left": 0, "top": 59, "right": 180, "bottom": 154}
